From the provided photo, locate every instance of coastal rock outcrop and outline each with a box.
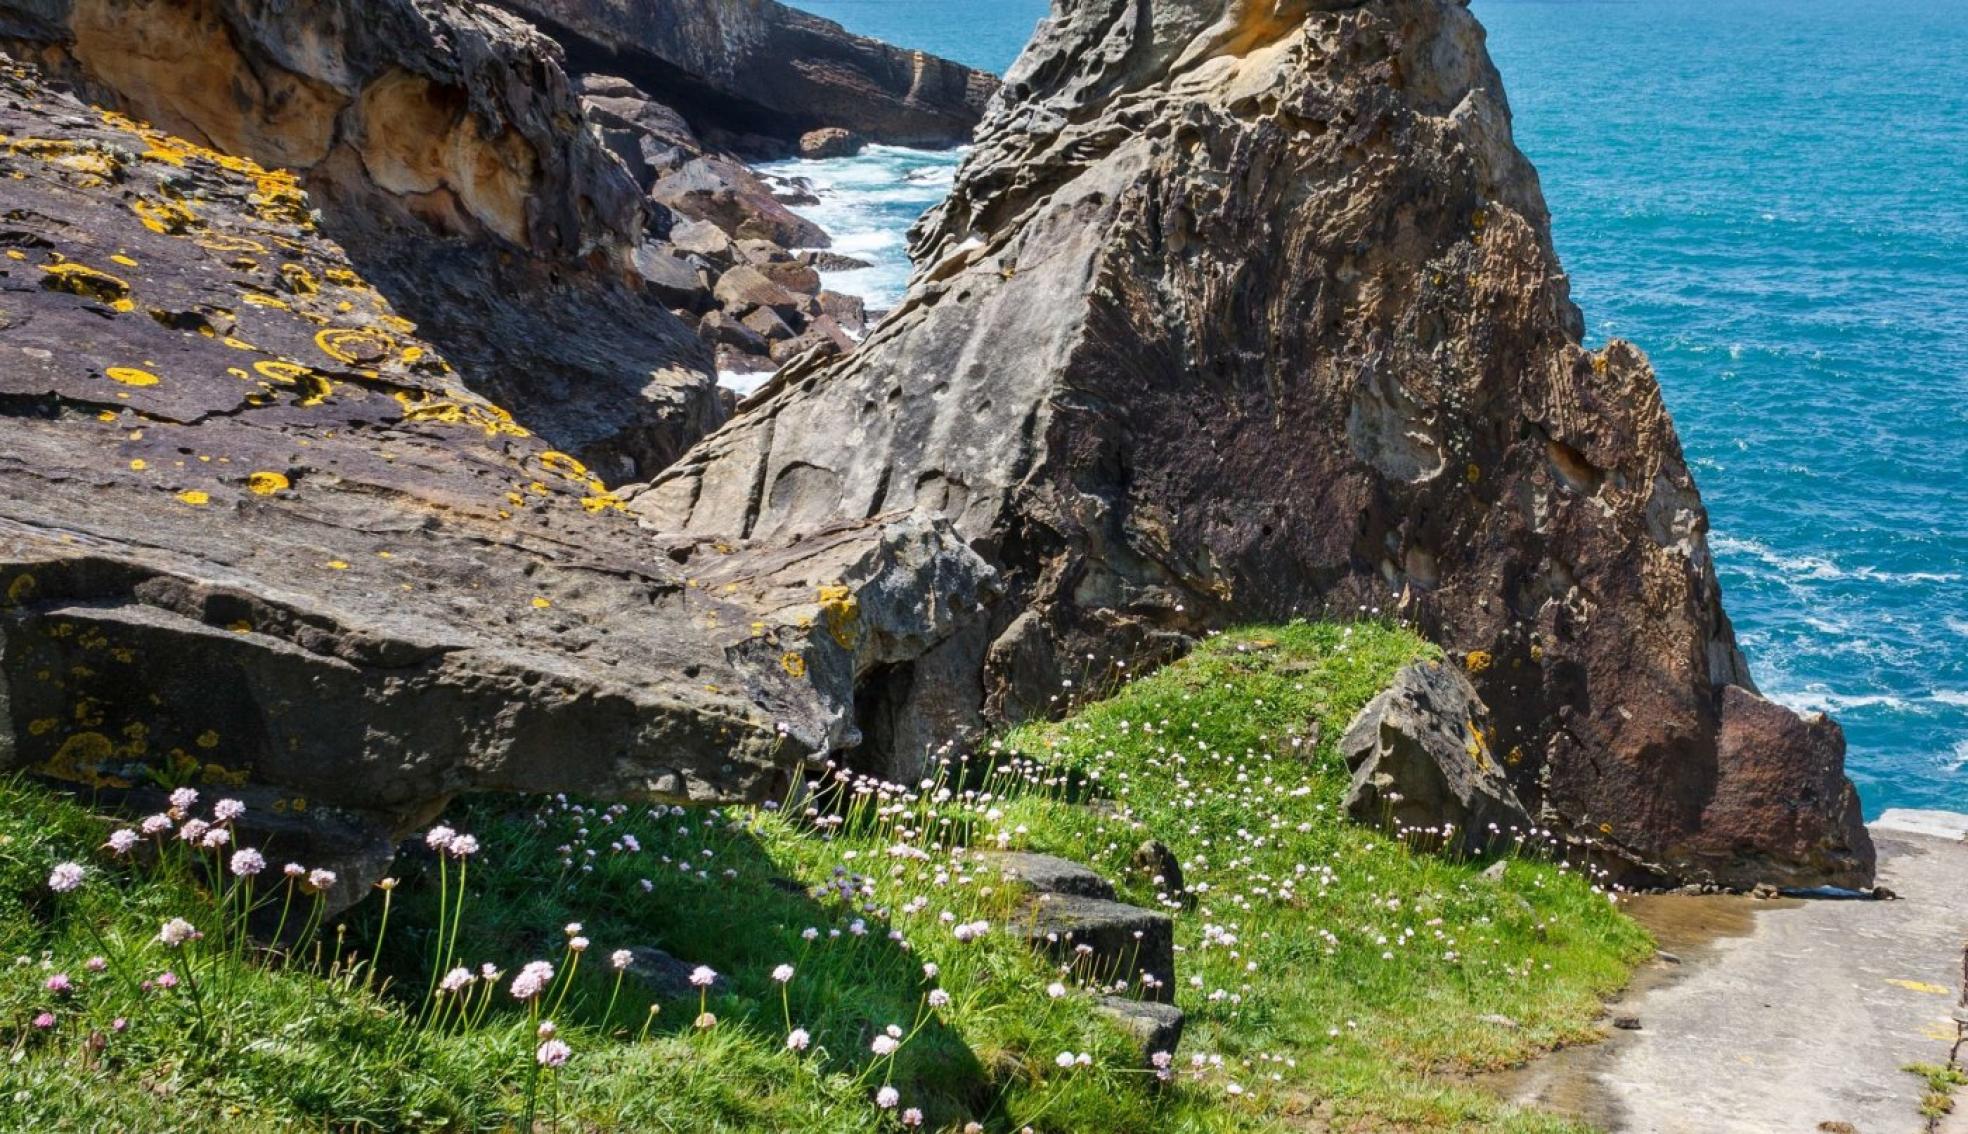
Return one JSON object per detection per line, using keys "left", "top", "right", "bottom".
{"left": 637, "top": 0, "right": 1873, "bottom": 888}
{"left": 0, "top": 65, "right": 993, "bottom": 875}
{"left": 0, "top": 0, "right": 724, "bottom": 481}
{"left": 495, "top": 0, "right": 998, "bottom": 152}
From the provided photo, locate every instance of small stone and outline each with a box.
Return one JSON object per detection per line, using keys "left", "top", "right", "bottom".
{"left": 1612, "top": 1015, "right": 1642, "bottom": 1030}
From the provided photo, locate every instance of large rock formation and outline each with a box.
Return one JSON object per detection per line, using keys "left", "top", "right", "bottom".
{"left": 0, "top": 63, "right": 992, "bottom": 874}
{"left": 0, "top": 0, "right": 725, "bottom": 482}
{"left": 495, "top": 0, "right": 998, "bottom": 153}
{"left": 636, "top": 0, "right": 1873, "bottom": 887}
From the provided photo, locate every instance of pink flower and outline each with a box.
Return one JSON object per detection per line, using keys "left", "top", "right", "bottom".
{"left": 445, "top": 834, "right": 479, "bottom": 858}
{"left": 511, "top": 961, "right": 555, "bottom": 1001}
{"left": 305, "top": 868, "right": 337, "bottom": 892}
{"left": 283, "top": 863, "right": 306, "bottom": 879}
{"left": 45, "top": 974, "right": 72, "bottom": 994}
{"left": 772, "top": 964, "right": 795, "bottom": 984}
{"left": 111, "top": 1017, "right": 127, "bottom": 1033}
{"left": 230, "top": 849, "right": 266, "bottom": 877}
{"left": 439, "top": 967, "right": 474, "bottom": 993}
{"left": 157, "top": 918, "right": 199, "bottom": 947}
{"left": 178, "top": 819, "right": 210, "bottom": 844}
{"left": 688, "top": 965, "right": 717, "bottom": 988}
{"left": 536, "top": 1039, "right": 571, "bottom": 1068}
{"left": 902, "top": 1108, "right": 923, "bottom": 1128}
{"left": 786, "top": 1028, "right": 811, "bottom": 1052}
{"left": 168, "top": 787, "right": 199, "bottom": 812}
{"left": 568, "top": 936, "right": 589, "bottom": 954}
{"left": 154, "top": 971, "right": 180, "bottom": 989}
{"left": 106, "top": 829, "right": 140, "bottom": 855}
{"left": 140, "top": 814, "right": 173, "bottom": 836}
{"left": 875, "top": 1086, "right": 899, "bottom": 1109}
{"left": 47, "top": 863, "right": 85, "bottom": 893}
{"left": 425, "top": 825, "right": 457, "bottom": 851}
{"left": 85, "top": 957, "right": 107, "bottom": 973}
{"left": 200, "top": 827, "right": 231, "bottom": 849}
{"left": 610, "top": 949, "right": 634, "bottom": 971}
{"left": 212, "top": 799, "right": 245, "bottom": 823}
{"left": 32, "top": 1012, "right": 55, "bottom": 1030}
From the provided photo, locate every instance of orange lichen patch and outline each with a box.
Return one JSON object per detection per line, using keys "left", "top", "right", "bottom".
{"left": 246, "top": 471, "right": 290, "bottom": 496}
{"left": 530, "top": 596, "right": 552, "bottom": 609}
{"left": 250, "top": 170, "right": 313, "bottom": 228}
{"left": 537, "top": 450, "right": 592, "bottom": 484}
{"left": 315, "top": 327, "right": 394, "bottom": 365}
{"left": 581, "top": 491, "right": 626, "bottom": 514}
{"left": 817, "top": 584, "right": 861, "bottom": 650}
{"left": 106, "top": 366, "right": 160, "bottom": 387}
{"left": 39, "top": 261, "right": 132, "bottom": 307}
{"left": 1464, "top": 650, "right": 1493, "bottom": 674}
{"left": 253, "top": 360, "right": 333, "bottom": 405}
{"left": 5, "top": 135, "right": 122, "bottom": 182}
{"left": 278, "top": 262, "right": 318, "bottom": 294}
{"left": 393, "top": 390, "right": 530, "bottom": 437}
{"left": 175, "top": 490, "right": 210, "bottom": 506}
{"left": 38, "top": 730, "right": 131, "bottom": 790}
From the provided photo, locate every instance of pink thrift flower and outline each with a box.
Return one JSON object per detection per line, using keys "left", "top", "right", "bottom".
{"left": 45, "top": 974, "right": 71, "bottom": 994}
{"left": 106, "top": 829, "right": 140, "bottom": 855}
{"left": 47, "top": 863, "right": 85, "bottom": 893}
{"left": 536, "top": 1039, "right": 571, "bottom": 1068}
{"left": 32, "top": 1012, "right": 55, "bottom": 1030}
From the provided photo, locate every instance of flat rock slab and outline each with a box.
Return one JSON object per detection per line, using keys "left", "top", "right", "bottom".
{"left": 1492, "top": 822, "right": 1968, "bottom": 1133}
{"left": 1016, "top": 893, "right": 1175, "bottom": 1004}
{"left": 975, "top": 851, "right": 1117, "bottom": 901}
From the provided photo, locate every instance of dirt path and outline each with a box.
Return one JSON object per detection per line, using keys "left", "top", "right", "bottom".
{"left": 1490, "top": 814, "right": 1968, "bottom": 1134}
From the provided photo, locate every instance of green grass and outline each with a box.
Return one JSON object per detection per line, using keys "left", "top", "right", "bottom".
{"left": 0, "top": 620, "right": 1651, "bottom": 1131}
{"left": 1907, "top": 1061, "right": 1968, "bottom": 1120}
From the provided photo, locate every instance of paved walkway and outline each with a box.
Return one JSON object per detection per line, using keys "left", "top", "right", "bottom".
{"left": 1493, "top": 814, "right": 1968, "bottom": 1134}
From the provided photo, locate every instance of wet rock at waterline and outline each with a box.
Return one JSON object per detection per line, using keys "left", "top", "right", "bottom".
{"left": 636, "top": 0, "right": 1873, "bottom": 889}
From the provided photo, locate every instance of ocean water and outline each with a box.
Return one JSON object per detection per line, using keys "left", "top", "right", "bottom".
{"left": 780, "top": 0, "right": 1968, "bottom": 816}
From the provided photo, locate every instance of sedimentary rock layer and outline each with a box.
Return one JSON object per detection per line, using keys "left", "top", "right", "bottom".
{"left": 496, "top": 0, "right": 999, "bottom": 151}
{"left": 637, "top": 0, "right": 1873, "bottom": 887}
{"left": 1, "top": 0, "right": 724, "bottom": 481}
{"left": 0, "top": 66, "right": 993, "bottom": 854}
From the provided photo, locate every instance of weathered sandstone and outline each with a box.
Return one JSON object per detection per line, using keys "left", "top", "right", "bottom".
{"left": 636, "top": 0, "right": 1872, "bottom": 887}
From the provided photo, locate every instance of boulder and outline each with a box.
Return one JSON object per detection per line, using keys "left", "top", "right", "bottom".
{"left": 713, "top": 265, "right": 804, "bottom": 320}
{"left": 650, "top": 156, "right": 831, "bottom": 249}
{"left": 633, "top": 0, "right": 1872, "bottom": 888}
{"left": 0, "top": 70, "right": 997, "bottom": 877}
{"left": 1017, "top": 894, "right": 1175, "bottom": 1004}
{"left": 1130, "top": 840, "right": 1187, "bottom": 907}
{"left": 768, "top": 317, "right": 855, "bottom": 364}
{"left": 632, "top": 244, "right": 711, "bottom": 308}
{"left": 753, "top": 260, "right": 823, "bottom": 296}
{"left": 700, "top": 310, "right": 770, "bottom": 353}
{"left": 671, "top": 218, "right": 738, "bottom": 263}
{"left": 1338, "top": 663, "right": 1531, "bottom": 853}
{"left": 497, "top": 0, "right": 998, "bottom": 149}
{"left": 740, "top": 306, "right": 798, "bottom": 345}
{"left": 799, "top": 127, "right": 863, "bottom": 159}
{"left": 1, "top": 0, "right": 724, "bottom": 483}
{"left": 803, "top": 251, "right": 876, "bottom": 272}
{"left": 976, "top": 852, "right": 1117, "bottom": 900}
{"left": 1091, "top": 995, "right": 1185, "bottom": 1067}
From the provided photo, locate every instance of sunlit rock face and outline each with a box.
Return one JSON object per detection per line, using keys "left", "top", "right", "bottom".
{"left": 0, "top": 63, "right": 995, "bottom": 865}
{"left": 1, "top": 0, "right": 724, "bottom": 481}
{"left": 637, "top": 0, "right": 1873, "bottom": 889}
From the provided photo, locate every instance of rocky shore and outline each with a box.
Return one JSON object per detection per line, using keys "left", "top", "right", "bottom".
{"left": 0, "top": 0, "right": 1872, "bottom": 900}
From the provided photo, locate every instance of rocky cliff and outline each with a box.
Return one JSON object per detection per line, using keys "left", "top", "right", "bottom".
{"left": 495, "top": 0, "right": 998, "bottom": 153}
{"left": 0, "top": 0, "right": 724, "bottom": 482}
{"left": 0, "top": 59, "right": 993, "bottom": 892}
{"left": 637, "top": 0, "right": 1873, "bottom": 888}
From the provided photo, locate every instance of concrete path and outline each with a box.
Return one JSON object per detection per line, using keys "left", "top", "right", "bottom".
{"left": 1492, "top": 815, "right": 1968, "bottom": 1134}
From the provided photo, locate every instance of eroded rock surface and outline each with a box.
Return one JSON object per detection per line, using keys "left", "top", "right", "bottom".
{"left": 0, "top": 66, "right": 992, "bottom": 861}
{"left": 1, "top": 0, "right": 724, "bottom": 481}
{"left": 496, "top": 0, "right": 998, "bottom": 152}
{"left": 1339, "top": 661, "right": 1531, "bottom": 853}
{"left": 637, "top": 0, "right": 1872, "bottom": 887}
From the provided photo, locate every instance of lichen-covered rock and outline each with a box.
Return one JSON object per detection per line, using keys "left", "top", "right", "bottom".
{"left": 1339, "top": 662, "right": 1530, "bottom": 853}
{"left": 0, "top": 67, "right": 993, "bottom": 860}
{"left": 498, "top": 0, "right": 998, "bottom": 150}
{"left": 1, "top": 0, "right": 724, "bottom": 482}
{"left": 637, "top": 0, "right": 1872, "bottom": 887}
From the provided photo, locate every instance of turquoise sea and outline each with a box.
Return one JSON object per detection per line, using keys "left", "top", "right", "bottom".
{"left": 777, "top": 0, "right": 1968, "bottom": 816}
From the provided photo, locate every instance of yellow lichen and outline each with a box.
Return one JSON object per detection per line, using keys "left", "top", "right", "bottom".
{"left": 133, "top": 197, "right": 199, "bottom": 235}
{"left": 817, "top": 584, "right": 861, "bottom": 650}
{"left": 4, "top": 572, "right": 36, "bottom": 607}
{"left": 254, "top": 360, "right": 333, "bottom": 406}
{"left": 780, "top": 652, "right": 808, "bottom": 678}
{"left": 324, "top": 560, "right": 350, "bottom": 571}
{"left": 246, "top": 471, "right": 290, "bottom": 496}
{"left": 538, "top": 451, "right": 591, "bottom": 481}
{"left": 392, "top": 391, "right": 530, "bottom": 438}
{"left": 278, "top": 263, "right": 318, "bottom": 295}
{"left": 314, "top": 327, "right": 393, "bottom": 365}
{"left": 1464, "top": 650, "right": 1493, "bottom": 674}
{"left": 129, "top": 459, "right": 147, "bottom": 472}
{"left": 106, "top": 366, "right": 159, "bottom": 387}
{"left": 40, "top": 261, "right": 131, "bottom": 306}
{"left": 531, "top": 596, "right": 552, "bottom": 609}
{"left": 176, "top": 490, "right": 210, "bottom": 506}
{"left": 111, "top": 254, "right": 139, "bottom": 268}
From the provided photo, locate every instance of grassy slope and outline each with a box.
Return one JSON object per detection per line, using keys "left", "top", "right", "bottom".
{"left": 0, "top": 621, "right": 1650, "bottom": 1131}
